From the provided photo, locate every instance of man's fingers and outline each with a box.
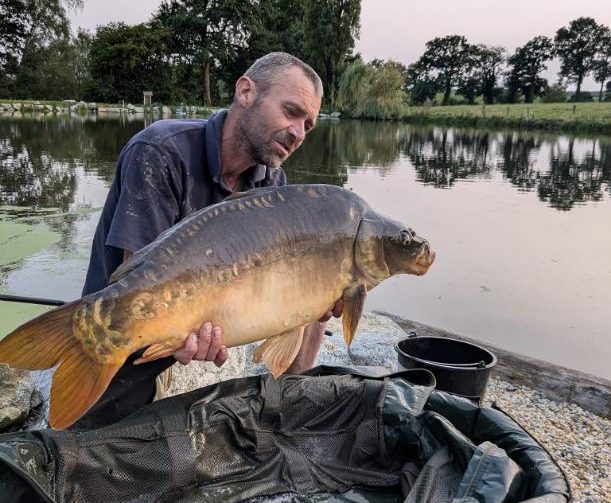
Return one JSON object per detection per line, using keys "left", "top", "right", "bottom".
{"left": 332, "top": 299, "right": 344, "bottom": 317}
{"left": 174, "top": 333, "right": 198, "bottom": 365}
{"left": 194, "top": 322, "right": 213, "bottom": 360}
{"left": 214, "top": 346, "right": 229, "bottom": 368}
{"left": 206, "top": 326, "right": 222, "bottom": 360}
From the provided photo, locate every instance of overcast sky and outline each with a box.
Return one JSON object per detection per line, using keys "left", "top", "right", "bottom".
{"left": 69, "top": 0, "right": 611, "bottom": 90}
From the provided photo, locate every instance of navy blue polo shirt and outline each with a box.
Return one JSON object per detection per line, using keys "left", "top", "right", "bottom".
{"left": 83, "top": 110, "right": 287, "bottom": 295}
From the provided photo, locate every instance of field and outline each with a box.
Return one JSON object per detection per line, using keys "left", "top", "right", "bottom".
{"left": 402, "top": 102, "right": 611, "bottom": 134}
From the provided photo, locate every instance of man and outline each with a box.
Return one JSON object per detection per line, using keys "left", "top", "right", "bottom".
{"left": 74, "top": 52, "right": 341, "bottom": 429}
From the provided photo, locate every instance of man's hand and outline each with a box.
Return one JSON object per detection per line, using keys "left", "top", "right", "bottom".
{"left": 173, "top": 321, "right": 229, "bottom": 366}
{"left": 318, "top": 299, "right": 344, "bottom": 322}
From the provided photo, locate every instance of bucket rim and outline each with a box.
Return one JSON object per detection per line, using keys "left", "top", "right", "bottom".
{"left": 394, "top": 335, "right": 498, "bottom": 371}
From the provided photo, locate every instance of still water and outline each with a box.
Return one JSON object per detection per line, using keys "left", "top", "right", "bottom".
{"left": 0, "top": 114, "right": 609, "bottom": 378}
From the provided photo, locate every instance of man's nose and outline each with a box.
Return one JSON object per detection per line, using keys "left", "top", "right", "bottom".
{"left": 288, "top": 121, "right": 306, "bottom": 143}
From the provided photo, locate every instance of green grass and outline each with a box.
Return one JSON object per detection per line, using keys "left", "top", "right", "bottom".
{"left": 401, "top": 102, "right": 611, "bottom": 134}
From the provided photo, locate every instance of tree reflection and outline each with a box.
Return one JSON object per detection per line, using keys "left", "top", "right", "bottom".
{"left": 283, "top": 120, "right": 402, "bottom": 184}
{"left": 399, "top": 127, "right": 493, "bottom": 187}
{"left": 0, "top": 115, "right": 142, "bottom": 210}
{"left": 538, "top": 138, "right": 611, "bottom": 210}
{"left": 497, "top": 133, "right": 542, "bottom": 191}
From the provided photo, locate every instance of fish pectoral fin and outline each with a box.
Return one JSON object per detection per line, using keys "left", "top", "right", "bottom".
{"left": 134, "top": 341, "right": 181, "bottom": 365}
{"left": 342, "top": 283, "right": 367, "bottom": 347}
{"left": 252, "top": 326, "right": 305, "bottom": 378}
{"left": 50, "top": 349, "right": 124, "bottom": 430}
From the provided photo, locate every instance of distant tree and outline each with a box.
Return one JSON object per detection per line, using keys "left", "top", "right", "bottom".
{"left": 476, "top": 45, "right": 505, "bottom": 104}
{"left": 592, "top": 29, "right": 611, "bottom": 102}
{"left": 304, "top": 0, "right": 361, "bottom": 107}
{"left": 505, "top": 36, "right": 553, "bottom": 103}
{"left": 86, "top": 23, "right": 173, "bottom": 103}
{"left": 0, "top": 0, "right": 82, "bottom": 97}
{"left": 13, "top": 37, "right": 79, "bottom": 99}
{"left": 554, "top": 17, "right": 609, "bottom": 100}
{"left": 336, "top": 58, "right": 406, "bottom": 119}
{"left": 224, "top": 0, "right": 308, "bottom": 97}
{"left": 405, "top": 61, "right": 438, "bottom": 104}
{"left": 73, "top": 29, "right": 92, "bottom": 100}
{"left": 416, "top": 35, "right": 473, "bottom": 105}
{"left": 153, "top": 0, "right": 256, "bottom": 106}
{"left": 336, "top": 57, "right": 371, "bottom": 114}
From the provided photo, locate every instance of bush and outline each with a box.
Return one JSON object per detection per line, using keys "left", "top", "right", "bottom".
{"left": 569, "top": 91, "right": 594, "bottom": 102}
{"left": 541, "top": 84, "right": 568, "bottom": 103}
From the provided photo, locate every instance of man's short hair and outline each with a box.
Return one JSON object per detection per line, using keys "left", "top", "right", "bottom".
{"left": 243, "top": 52, "right": 323, "bottom": 98}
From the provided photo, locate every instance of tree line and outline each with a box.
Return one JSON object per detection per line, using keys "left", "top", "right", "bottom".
{"left": 0, "top": 0, "right": 360, "bottom": 107}
{"left": 0, "top": 1, "right": 609, "bottom": 112}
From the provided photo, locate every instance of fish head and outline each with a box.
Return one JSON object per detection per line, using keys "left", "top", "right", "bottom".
{"left": 355, "top": 216, "right": 436, "bottom": 284}
{"left": 383, "top": 225, "right": 436, "bottom": 277}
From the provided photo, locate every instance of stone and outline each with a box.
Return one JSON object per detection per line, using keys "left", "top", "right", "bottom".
{"left": 0, "top": 364, "right": 41, "bottom": 431}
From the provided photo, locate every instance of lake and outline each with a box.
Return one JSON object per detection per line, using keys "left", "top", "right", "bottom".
{"left": 0, "top": 113, "right": 609, "bottom": 379}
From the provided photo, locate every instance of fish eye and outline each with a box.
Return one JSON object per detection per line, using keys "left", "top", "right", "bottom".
{"left": 400, "top": 230, "right": 412, "bottom": 244}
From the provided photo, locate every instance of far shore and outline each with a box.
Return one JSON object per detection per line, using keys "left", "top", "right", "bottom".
{"left": 1, "top": 100, "right": 610, "bottom": 135}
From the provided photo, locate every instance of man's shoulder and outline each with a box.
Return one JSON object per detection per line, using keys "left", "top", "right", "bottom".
{"left": 133, "top": 119, "right": 208, "bottom": 145}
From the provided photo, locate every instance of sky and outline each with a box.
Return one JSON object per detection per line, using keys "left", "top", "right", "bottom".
{"left": 69, "top": 0, "right": 611, "bottom": 91}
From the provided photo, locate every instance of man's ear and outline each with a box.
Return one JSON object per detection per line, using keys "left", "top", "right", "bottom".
{"left": 234, "top": 76, "right": 257, "bottom": 107}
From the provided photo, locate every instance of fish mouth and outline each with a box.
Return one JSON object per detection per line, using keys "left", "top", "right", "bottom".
{"left": 413, "top": 243, "right": 436, "bottom": 275}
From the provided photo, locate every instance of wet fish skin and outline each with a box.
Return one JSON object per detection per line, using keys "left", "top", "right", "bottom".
{"left": 0, "top": 184, "right": 435, "bottom": 428}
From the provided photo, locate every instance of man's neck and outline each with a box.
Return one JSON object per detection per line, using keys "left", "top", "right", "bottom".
{"left": 219, "top": 108, "right": 255, "bottom": 187}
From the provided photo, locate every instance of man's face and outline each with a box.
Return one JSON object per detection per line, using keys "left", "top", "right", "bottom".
{"left": 237, "top": 67, "right": 321, "bottom": 168}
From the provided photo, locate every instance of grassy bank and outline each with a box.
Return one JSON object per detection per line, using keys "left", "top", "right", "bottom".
{"left": 401, "top": 102, "right": 611, "bottom": 135}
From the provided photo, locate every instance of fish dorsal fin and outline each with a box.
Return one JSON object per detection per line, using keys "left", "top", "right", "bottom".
{"left": 342, "top": 283, "right": 367, "bottom": 346}
{"left": 252, "top": 326, "right": 305, "bottom": 378}
{"left": 109, "top": 253, "right": 145, "bottom": 284}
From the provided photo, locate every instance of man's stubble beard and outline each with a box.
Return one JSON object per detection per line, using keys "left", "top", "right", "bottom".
{"left": 236, "top": 102, "right": 283, "bottom": 168}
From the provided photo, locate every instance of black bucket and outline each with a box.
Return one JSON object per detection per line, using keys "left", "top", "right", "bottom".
{"left": 395, "top": 333, "right": 497, "bottom": 400}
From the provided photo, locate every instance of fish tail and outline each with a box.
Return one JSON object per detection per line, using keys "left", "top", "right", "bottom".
{"left": 0, "top": 302, "right": 123, "bottom": 429}
{"left": 0, "top": 301, "right": 80, "bottom": 370}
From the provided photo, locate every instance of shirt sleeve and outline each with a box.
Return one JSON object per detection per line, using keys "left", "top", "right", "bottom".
{"left": 106, "top": 142, "right": 182, "bottom": 253}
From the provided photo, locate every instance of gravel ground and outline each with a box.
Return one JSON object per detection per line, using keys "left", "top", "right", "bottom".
{"left": 483, "top": 378, "right": 611, "bottom": 503}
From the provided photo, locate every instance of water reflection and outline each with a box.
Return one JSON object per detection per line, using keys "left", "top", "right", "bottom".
{"left": 0, "top": 115, "right": 143, "bottom": 211}
{"left": 538, "top": 139, "right": 609, "bottom": 210}
{"left": 1, "top": 114, "right": 609, "bottom": 213}
{"left": 398, "top": 128, "right": 493, "bottom": 187}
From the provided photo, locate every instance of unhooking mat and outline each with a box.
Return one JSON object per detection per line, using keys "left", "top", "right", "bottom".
{"left": 0, "top": 366, "right": 570, "bottom": 503}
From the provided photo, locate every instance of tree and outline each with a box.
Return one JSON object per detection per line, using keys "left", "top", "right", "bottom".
{"left": 337, "top": 58, "right": 406, "bottom": 119}
{"left": 592, "top": 29, "right": 611, "bottom": 102}
{"left": 505, "top": 36, "right": 553, "bottom": 103}
{"left": 223, "top": 0, "right": 309, "bottom": 100}
{"left": 0, "top": 0, "right": 82, "bottom": 96}
{"left": 554, "top": 17, "right": 609, "bottom": 100}
{"left": 476, "top": 45, "right": 505, "bottom": 104}
{"left": 405, "top": 61, "right": 437, "bottom": 104}
{"left": 304, "top": 0, "right": 361, "bottom": 108}
{"left": 153, "top": 0, "right": 255, "bottom": 106}
{"left": 86, "top": 23, "right": 174, "bottom": 103}
{"left": 416, "top": 35, "right": 473, "bottom": 106}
